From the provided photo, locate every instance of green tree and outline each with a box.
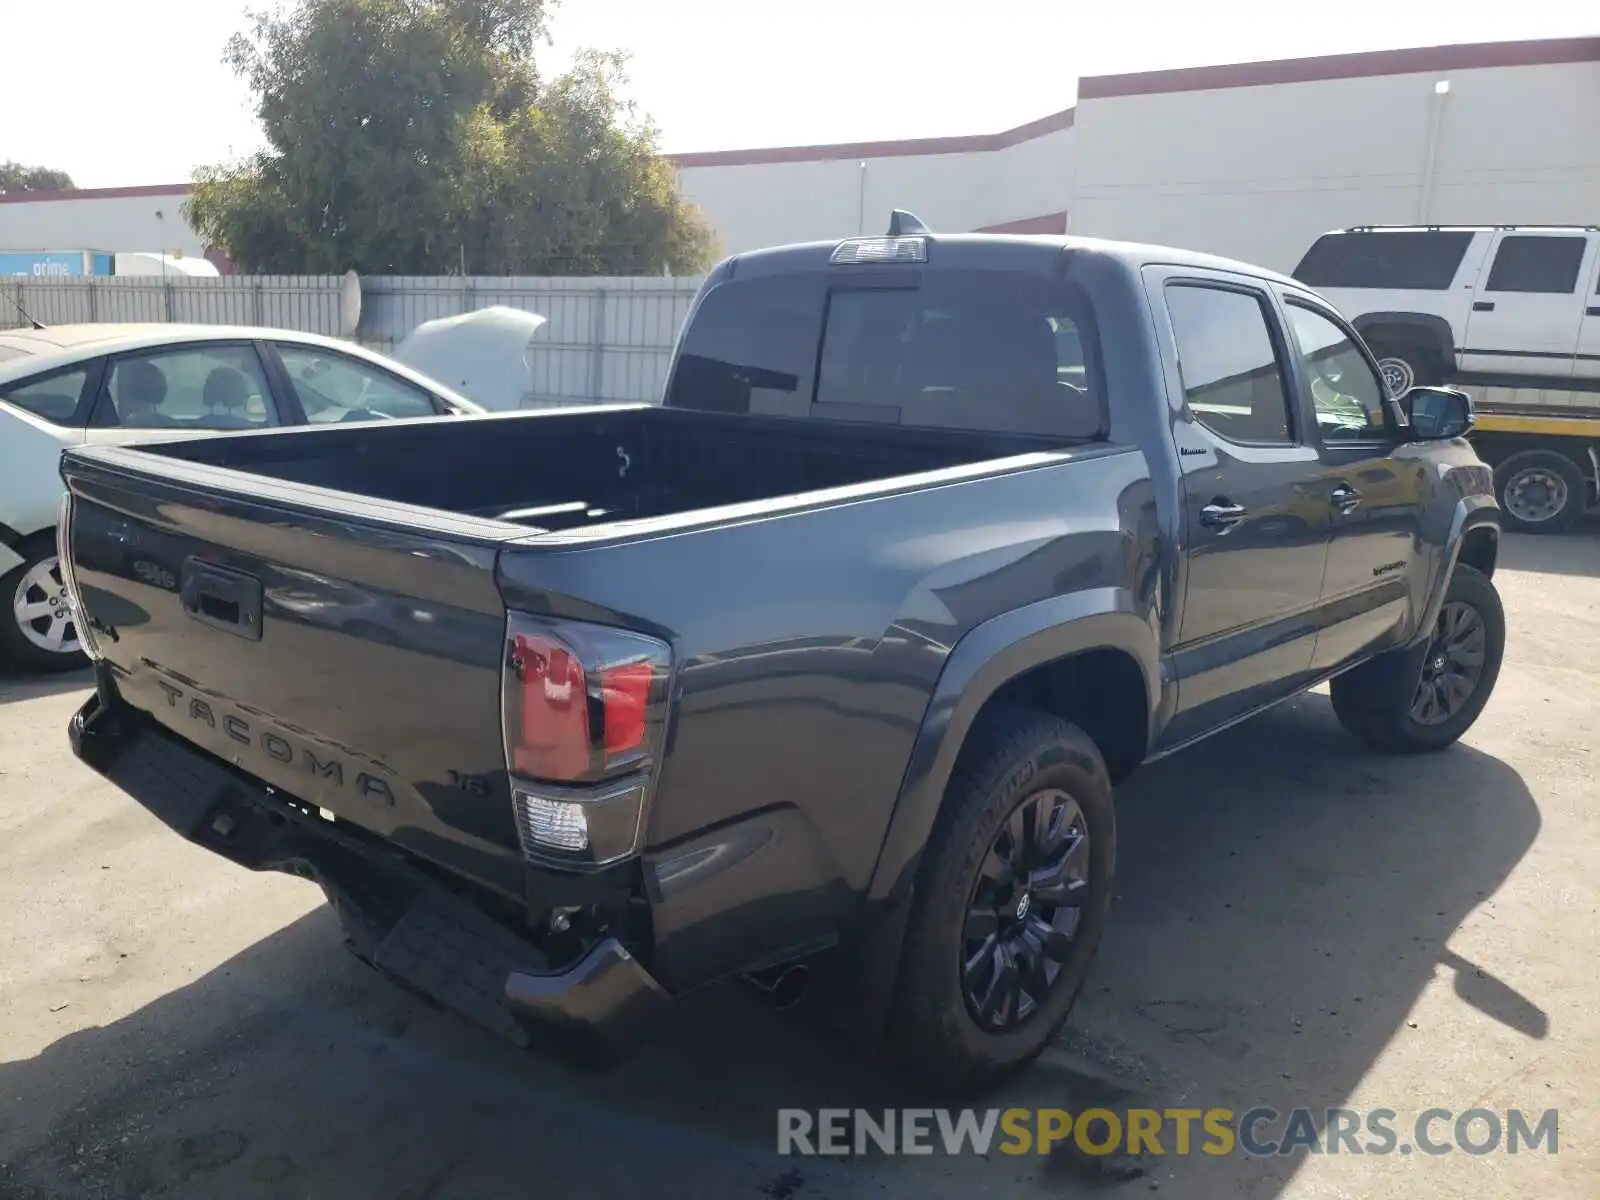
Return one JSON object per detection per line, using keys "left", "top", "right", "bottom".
{"left": 0, "top": 161, "right": 75, "bottom": 195}
{"left": 186, "top": 0, "right": 715, "bottom": 275}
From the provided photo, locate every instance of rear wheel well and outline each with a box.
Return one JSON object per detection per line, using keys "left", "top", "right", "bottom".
{"left": 974, "top": 649, "right": 1149, "bottom": 783}
{"left": 1359, "top": 319, "right": 1451, "bottom": 361}
{"left": 1458, "top": 526, "right": 1498, "bottom": 579}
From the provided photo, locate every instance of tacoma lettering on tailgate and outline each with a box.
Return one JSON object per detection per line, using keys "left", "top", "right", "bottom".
{"left": 154, "top": 681, "right": 396, "bottom": 806}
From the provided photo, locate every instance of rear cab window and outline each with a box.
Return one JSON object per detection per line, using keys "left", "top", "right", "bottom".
{"left": 666, "top": 268, "right": 1105, "bottom": 439}
{"left": 1292, "top": 231, "right": 1474, "bottom": 291}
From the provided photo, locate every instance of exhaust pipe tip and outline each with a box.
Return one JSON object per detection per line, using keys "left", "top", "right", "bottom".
{"left": 771, "top": 964, "right": 810, "bottom": 1010}
{"left": 744, "top": 963, "right": 811, "bottom": 1010}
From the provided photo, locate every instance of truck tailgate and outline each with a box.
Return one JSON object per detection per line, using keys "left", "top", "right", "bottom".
{"left": 61, "top": 451, "right": 527, "bottom": 899}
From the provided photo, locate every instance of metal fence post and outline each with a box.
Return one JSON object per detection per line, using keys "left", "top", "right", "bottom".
{"left": 588, "top": 286, "right": 608, "bottom": 403}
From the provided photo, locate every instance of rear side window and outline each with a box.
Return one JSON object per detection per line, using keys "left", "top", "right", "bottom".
{"left": 664, "top": 275, "right": 822, "bottom": 417}
{"left": 1165, "top": 284, "right": 1294, "bottom": 445}
{"left": 1293, "top": 231, "right": 1473, "bottom": 291}
{"left": 0, "top": 366, "right": 91, "bottom": 426}
{"left": 102, "top": 345, "right": 281, "bottom": 431}
{"left": 813, "top": 273, "right": 1102, "bottom": 438}
{"left": 1483, "top": 235, "right": 1588, "bottom": 294}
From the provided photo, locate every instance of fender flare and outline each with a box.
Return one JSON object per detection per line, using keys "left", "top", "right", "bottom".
{"left": 1352, "top": 312, "right": 1457, "bottom": 363}
{"left": 1411, "top": 495, "right": 1500, "bottom": 646}
{"left": 832, "top": 588, "right": 1159, "bottom": 1046}
{"left": 866, "top": 586, "right": 1159, "bottom": 909}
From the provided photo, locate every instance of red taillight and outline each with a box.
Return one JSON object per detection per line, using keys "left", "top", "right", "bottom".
{"left": 504, "top": 617, "right": 670, "bottom": 786}
{"left": 600, "top": 661, "right": 654, "bottom": 756}
{"left": 510, "top": 632, "right": 591, "bottom": 780}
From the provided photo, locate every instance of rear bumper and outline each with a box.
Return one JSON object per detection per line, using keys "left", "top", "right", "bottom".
{"left": 69, "top": 687, "right": 671, "bottom": 1061}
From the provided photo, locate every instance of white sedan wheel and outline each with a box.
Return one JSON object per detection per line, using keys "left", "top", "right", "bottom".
{"left": 11, "top": 553, "right": 81, "bottom": 656}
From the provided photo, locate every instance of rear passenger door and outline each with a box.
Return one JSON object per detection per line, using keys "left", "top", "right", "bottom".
{"left": 1574, "top": 251, "right": 1600, "bottom": 382}
{"left": 1148, "top": 270, "right": 1332, "bottom": 744}
{"left": 1459, "top": 232, "right": 1594, "bottom": 380}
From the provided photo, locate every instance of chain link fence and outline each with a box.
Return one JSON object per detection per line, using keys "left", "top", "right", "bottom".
{"left": 0, "top": 273, "right": 704, "bottom": 408}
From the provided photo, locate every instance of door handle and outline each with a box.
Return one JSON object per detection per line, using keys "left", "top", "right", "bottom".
{"left": 1472, "top": 301, "right": 1496, "bottom": 312}
{"left": 1587, "top": 306, "right": 1600, "bottom": 317}
{"left": 180, "top": 559, "right": 263, "bottom": 641}
{"left": 1199, "top": 500, "right": 1247, "bottom": 530}
{"left": 1330, "top": 484, "right": 1363, "bottom": 513}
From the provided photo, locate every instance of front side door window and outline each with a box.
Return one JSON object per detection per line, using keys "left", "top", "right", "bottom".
{"left": 275, "top": 345, "right": 445, "bottom": 422}
{"left": 1283, "top": 302, "right": 1391, "bottom": 444}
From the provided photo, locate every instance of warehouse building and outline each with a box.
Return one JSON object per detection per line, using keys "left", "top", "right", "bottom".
{"left": 0, "top": 184, "right": 209, "bottom": 269}
{"left": 674, "top": 35, "right": 1600, "bottom": 273}
{"left": 3, "top": 35, "right": 1596, "bottom": 276}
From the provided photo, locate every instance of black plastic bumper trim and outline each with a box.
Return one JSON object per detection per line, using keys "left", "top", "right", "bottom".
{"left": 68, "top": 691, "right": 674, "bottom": 1055}
{"left": 506, "top": 937, "right": 671, "bottom": 1061}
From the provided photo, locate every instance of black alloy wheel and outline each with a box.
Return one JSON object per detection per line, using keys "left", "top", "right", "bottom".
{"left": 1409, "top": 600, "right": 1488, "bottom": 726}
{"left": 961, "top": 788, "right": 1090, "bottom": 1032}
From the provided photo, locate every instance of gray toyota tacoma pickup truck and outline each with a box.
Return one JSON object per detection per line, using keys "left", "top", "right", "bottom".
{"left": 60, "top": 215, "right": 1503, "bottom": 1095}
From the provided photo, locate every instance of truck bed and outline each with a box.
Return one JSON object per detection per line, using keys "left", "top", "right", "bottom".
{"left": 59, "top": 403, "right": 1097, "bottom": 913}
{"left": 146, "top": 404, "right": 1072, "bottom": 533}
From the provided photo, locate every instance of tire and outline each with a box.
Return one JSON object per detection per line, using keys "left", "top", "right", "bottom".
{"left": 0, "top": 537, "right": 88, "bottom": 674}
{"left": 888, "top": 708, "right": 1115, "bottom": 1096}
{"left": 1330, "top": 564, "right": 1504, "bottom": 754}
{"left": 1493, "top": 449, "right": 1587, "bottom": 535}
{"left": 1368, "top": 340, "right": 1440, "bottom": 399}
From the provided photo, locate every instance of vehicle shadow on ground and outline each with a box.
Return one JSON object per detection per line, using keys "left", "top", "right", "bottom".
{"left": 0, "top": 666, "right": 92, "bottom": 707}
{"left": 1498, "top": 522, "right": 1600, "bottom": 577}
{"left": 0, "top": 697, "right": 1540, "bottom": 1200}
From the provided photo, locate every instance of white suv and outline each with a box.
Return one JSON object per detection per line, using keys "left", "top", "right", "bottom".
{"left": 1293, "top": 225, "right": 1600, "bottom": 397}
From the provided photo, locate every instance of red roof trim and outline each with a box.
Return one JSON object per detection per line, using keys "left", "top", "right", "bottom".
{"left": 0, "top": 182, "right": 192, "bottom": 206}
{"left": 668, "top": 107, "right": 1075, "bottom": 168}
{"left": 1078, "top": 35, "right": 1600, "bottom": 99}
{"left": 974, "top": 211, "right": 1069, "bottom": 235}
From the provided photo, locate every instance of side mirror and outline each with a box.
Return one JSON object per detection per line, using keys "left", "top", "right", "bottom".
{"left": 1404, "top": 386, "right": 1475, "bottom": 440}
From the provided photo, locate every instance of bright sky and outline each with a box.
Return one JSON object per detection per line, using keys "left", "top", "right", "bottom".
{"left": 3, "top": 0, "right": 1594, "bottom": 188}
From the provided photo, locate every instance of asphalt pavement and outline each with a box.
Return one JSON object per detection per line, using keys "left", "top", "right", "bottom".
{"left": 2, "top": 531, "right": 1597, "bottom": 1199}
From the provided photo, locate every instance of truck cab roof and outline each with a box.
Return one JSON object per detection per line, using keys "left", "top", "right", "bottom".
{"left": 718, "top": 226, "right": 1303, "bottom": 290}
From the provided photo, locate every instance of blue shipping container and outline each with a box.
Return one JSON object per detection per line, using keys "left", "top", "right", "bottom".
{"left": 0, "top": 251, "right": 115, "bottom": 277}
